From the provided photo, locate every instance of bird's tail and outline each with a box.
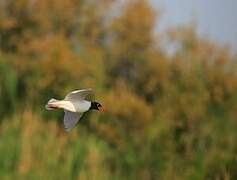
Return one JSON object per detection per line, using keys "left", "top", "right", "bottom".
{"left": 45, "top": 98, "right": 60, "bottom": 110}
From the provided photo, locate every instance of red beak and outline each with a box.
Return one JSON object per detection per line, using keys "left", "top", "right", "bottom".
{"left": 98, "top": 106, "right": 106, "bottom": 112}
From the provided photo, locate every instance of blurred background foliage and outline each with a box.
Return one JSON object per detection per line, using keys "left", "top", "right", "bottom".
{"left": 0, "top": 0, "right": 237, "bottom": 179}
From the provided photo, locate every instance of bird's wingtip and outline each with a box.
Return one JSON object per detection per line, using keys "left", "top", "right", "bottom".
{"left": 65, "top": 127, "right": 71, "bottom": 132}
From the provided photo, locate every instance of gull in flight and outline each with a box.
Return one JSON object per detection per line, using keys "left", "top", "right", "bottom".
{"left": 45, "top": 88, "right": 104, "bottom": 131}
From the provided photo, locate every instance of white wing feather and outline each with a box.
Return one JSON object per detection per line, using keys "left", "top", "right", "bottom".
{"left": 64, "top": 88, "right": 93, "bottom": 101}
{"left": 64, "top": 110, "right": 83, "bottom": 131}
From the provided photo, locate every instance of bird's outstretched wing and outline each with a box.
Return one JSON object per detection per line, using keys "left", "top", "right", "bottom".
{"left": 64, "top": 110, "right": 83, "bottom": 131}
{"left": 64, "top": 88, "right": 93, "bottom": 101}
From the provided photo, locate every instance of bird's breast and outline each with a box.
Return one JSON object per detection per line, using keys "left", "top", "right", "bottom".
{"left": 72, "top": 100, "right": 91, "bottom": 113}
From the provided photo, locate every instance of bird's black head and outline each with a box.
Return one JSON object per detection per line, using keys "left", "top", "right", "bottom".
{"left": 90, "top": 102, "right": 105, "bottom": 112}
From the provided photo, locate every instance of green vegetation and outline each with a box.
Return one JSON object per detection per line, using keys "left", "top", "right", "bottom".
{"left": 1, "top": 0, "right": 237, "bottom": 179}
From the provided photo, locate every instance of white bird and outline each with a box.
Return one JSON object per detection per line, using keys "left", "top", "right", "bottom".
{"left": 45, "top": 88, "right": 104, "bottom": 131}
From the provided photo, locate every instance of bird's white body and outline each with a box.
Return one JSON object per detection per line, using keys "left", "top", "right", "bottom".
{"left": 71, "top": 100, "right": 91, "bottom": 113}
{"left": 48, "top": 100, "right": 91, "bottom": 113}
{"left": 45, "top": 89, "right": 93, "bottom": 131}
